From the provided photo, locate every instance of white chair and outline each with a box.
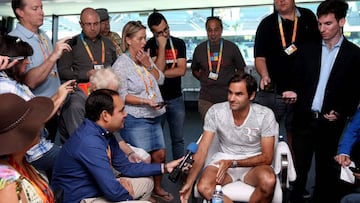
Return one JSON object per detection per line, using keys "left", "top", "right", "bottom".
{"left": 192, "top": 135, "right": 296, "bottom": 203}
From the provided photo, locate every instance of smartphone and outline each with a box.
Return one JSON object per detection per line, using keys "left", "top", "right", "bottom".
{"left": 156, "top": 101, "right": 167, "bottom": 108}
{"left": 349, "top": 167, "right": 360, "bottom": 173}
{"left": 263, "top": 83, "right": 275, "bottom": 92}
{"left": 67, "top": 37, "right": 77, "bottom": 47}
{"left": 8, "top": 56, "right": 25, "bottom": 62}
{"left": 69, "top": 81, "right": 78, "bottom": 91}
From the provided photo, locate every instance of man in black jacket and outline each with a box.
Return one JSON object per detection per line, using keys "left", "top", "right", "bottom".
{"left": 285, "top": 1, "right": 360, "bottom": 202}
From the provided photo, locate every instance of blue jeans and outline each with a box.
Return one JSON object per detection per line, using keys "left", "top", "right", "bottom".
{"left": 161, "top": 96, "right": 185, "bottom": 159}
{"left": 341, "top": 193, "right": 360, "bottom": 203}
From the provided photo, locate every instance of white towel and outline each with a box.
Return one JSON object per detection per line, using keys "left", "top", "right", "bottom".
{"left": 340, "top": 161, "right": 356, "bottom": 184}
{"left": 273, "top": 141, "right": 297, "bottom": 188}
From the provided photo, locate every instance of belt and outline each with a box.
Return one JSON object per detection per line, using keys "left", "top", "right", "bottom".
{"left": 311, "top": 111, "right": 321, "bottom": 119}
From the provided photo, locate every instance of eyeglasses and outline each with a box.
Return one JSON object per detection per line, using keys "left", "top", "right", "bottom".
{"left": 8, "top": 56, "right": 26, "bottom": 62}
{"left": 81, "top": 22, "right": 100, "bottom": 27}
{"left": 155, "top": 26, "right": 169, "bottom": 36}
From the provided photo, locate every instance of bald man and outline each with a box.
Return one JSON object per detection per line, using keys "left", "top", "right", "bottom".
{"left": 58, "top": 7, "right": 117, "bottom": 83}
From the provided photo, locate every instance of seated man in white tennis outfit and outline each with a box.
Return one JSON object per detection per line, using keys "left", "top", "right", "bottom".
{"left": 180, "top": 73, "right": 278, "bottom": 203}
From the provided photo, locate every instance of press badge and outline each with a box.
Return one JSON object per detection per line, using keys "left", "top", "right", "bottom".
{"left": 208, "top": 72, "right": 219, "bottom": 80}
{"left": 284, "top": 44, "right": 297, "bottom": 55}
{"left": 93, "top": 65, "right": 104, "bottom": 70}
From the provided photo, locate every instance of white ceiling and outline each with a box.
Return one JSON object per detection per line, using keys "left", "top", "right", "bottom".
{"left": 0, "top": 0, "right": 319, "bottom": 17}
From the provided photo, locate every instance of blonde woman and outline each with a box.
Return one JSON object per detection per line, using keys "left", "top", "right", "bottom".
{"left": 112, "top": 21, "right": 173, "bottom": 201}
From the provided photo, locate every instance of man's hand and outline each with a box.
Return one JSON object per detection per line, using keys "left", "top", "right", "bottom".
{"left": 127, "top": 152, "right": 144, "bottom": 163}
{"left": 165, "top": 157, "right": 184, "bottom": 173}
{"left": 260, "top": 75, "right": 271, "bottom": 90}
{"left": 214, "top": 159, "right": 232, "bottom": 184}
{"left": 156, "top": 35, "right": 167, "bottom": 48}
{"left": 51, "top": 36, "right": 73, "bottom": 60}
{"left": 324, "top": 110, "right": 340, "bottom": 122}
{"left": 179, "top": 181, "right": 193, "bottom": 203}
{"left": 86, "top": 69, "right": 96, "bottom": 79}
{"left": 334, "top": 154, "right": 351, "bottom": 167}
{"left": 282, "top": 91, "right": 297, "bottom": 104}
{"left": 0, "top": 56, "right": 18, "bottom": 70}
{"left": 354, "top": 172, "right": 360, "bottom": 180}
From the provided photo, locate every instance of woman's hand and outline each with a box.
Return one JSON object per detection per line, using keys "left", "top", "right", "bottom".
{"left": 135, "top": 49, "right": 151, "bottom": 68}
{"left": 146, "top": 99, "right": 163, "bottom": 110}
{"left": 0, "top": 56, "right": 18, "bottom": 70}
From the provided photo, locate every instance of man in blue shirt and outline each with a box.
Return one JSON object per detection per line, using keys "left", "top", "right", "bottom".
{"left": 52, "top": 89, "right": 182, "bottom": 203}
{"left": 336, "top": 108, "right": 360, "bottom": 165}
{"left": 335, "top": 107, "right": 360, "bottom": 203}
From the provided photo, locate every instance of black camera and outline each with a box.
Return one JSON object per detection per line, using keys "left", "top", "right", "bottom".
{"left": 67, "top": 37, "right": 77, "bottom": 47}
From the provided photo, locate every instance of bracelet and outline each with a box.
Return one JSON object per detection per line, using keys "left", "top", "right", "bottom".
{"left": 163, "top": 163, "right": 169, "bottom": 174}
{"left": 147, "top": 65, "right": 153, "bottom": 71}
{"left": 126, "top": 151, "right": 135, "bottom": 157}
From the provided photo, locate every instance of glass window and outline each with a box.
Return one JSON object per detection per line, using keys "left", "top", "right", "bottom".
{"left": 157, "top": 9, "right": 212, "bottom": 60}
{"left": 57, "top": 15, "right": 81, "bottom": 39}
{"left": 46, "top": 2, "right": 360, "bottom": 64}
{"left": 214, "top": 5, "right": 273, "bottom": 66}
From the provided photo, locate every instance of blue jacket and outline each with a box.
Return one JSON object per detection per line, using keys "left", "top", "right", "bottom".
{"left": 52, "top": 119, "right": 161, "bottom": 203}
{"left": 338, "top": 108, "right": 360, "bottom": 156}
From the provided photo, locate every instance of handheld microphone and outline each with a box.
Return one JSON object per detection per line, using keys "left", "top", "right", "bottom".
{"left": 168, "top": 142, "right": 198, "bottom": 183}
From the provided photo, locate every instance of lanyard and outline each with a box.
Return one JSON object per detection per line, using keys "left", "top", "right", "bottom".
{"left": 127, "top": 53, "right": 154, "bottom": 97}
{"left": 38, "top": 34, "right": 50, "bottom": 62}
{"left": 80, "top": 33, "right": 105, "bottom": 65}
{"left": 207, "top": 38, "right": 223, "bottom": 74}
{"left": 278, "top": 13, "right": 298, "bottom": 49}
{"left": 135, "top": 64, "right": 153, "bottom": 97}
{"left": 169, "top": 37, "right": 177, "bottom": 69}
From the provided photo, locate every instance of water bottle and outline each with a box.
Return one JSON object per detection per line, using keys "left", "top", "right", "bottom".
{"left": 211, "top": 184, "right": 224, "bottom": 203}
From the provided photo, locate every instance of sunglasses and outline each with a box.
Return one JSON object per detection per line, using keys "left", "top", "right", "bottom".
{"left": 8, "top": 56, "right": 25, "bottom": 62}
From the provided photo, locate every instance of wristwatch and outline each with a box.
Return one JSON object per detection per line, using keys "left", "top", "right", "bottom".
{"left": 232, "top": 160, "right": 237, "bottom": 168}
